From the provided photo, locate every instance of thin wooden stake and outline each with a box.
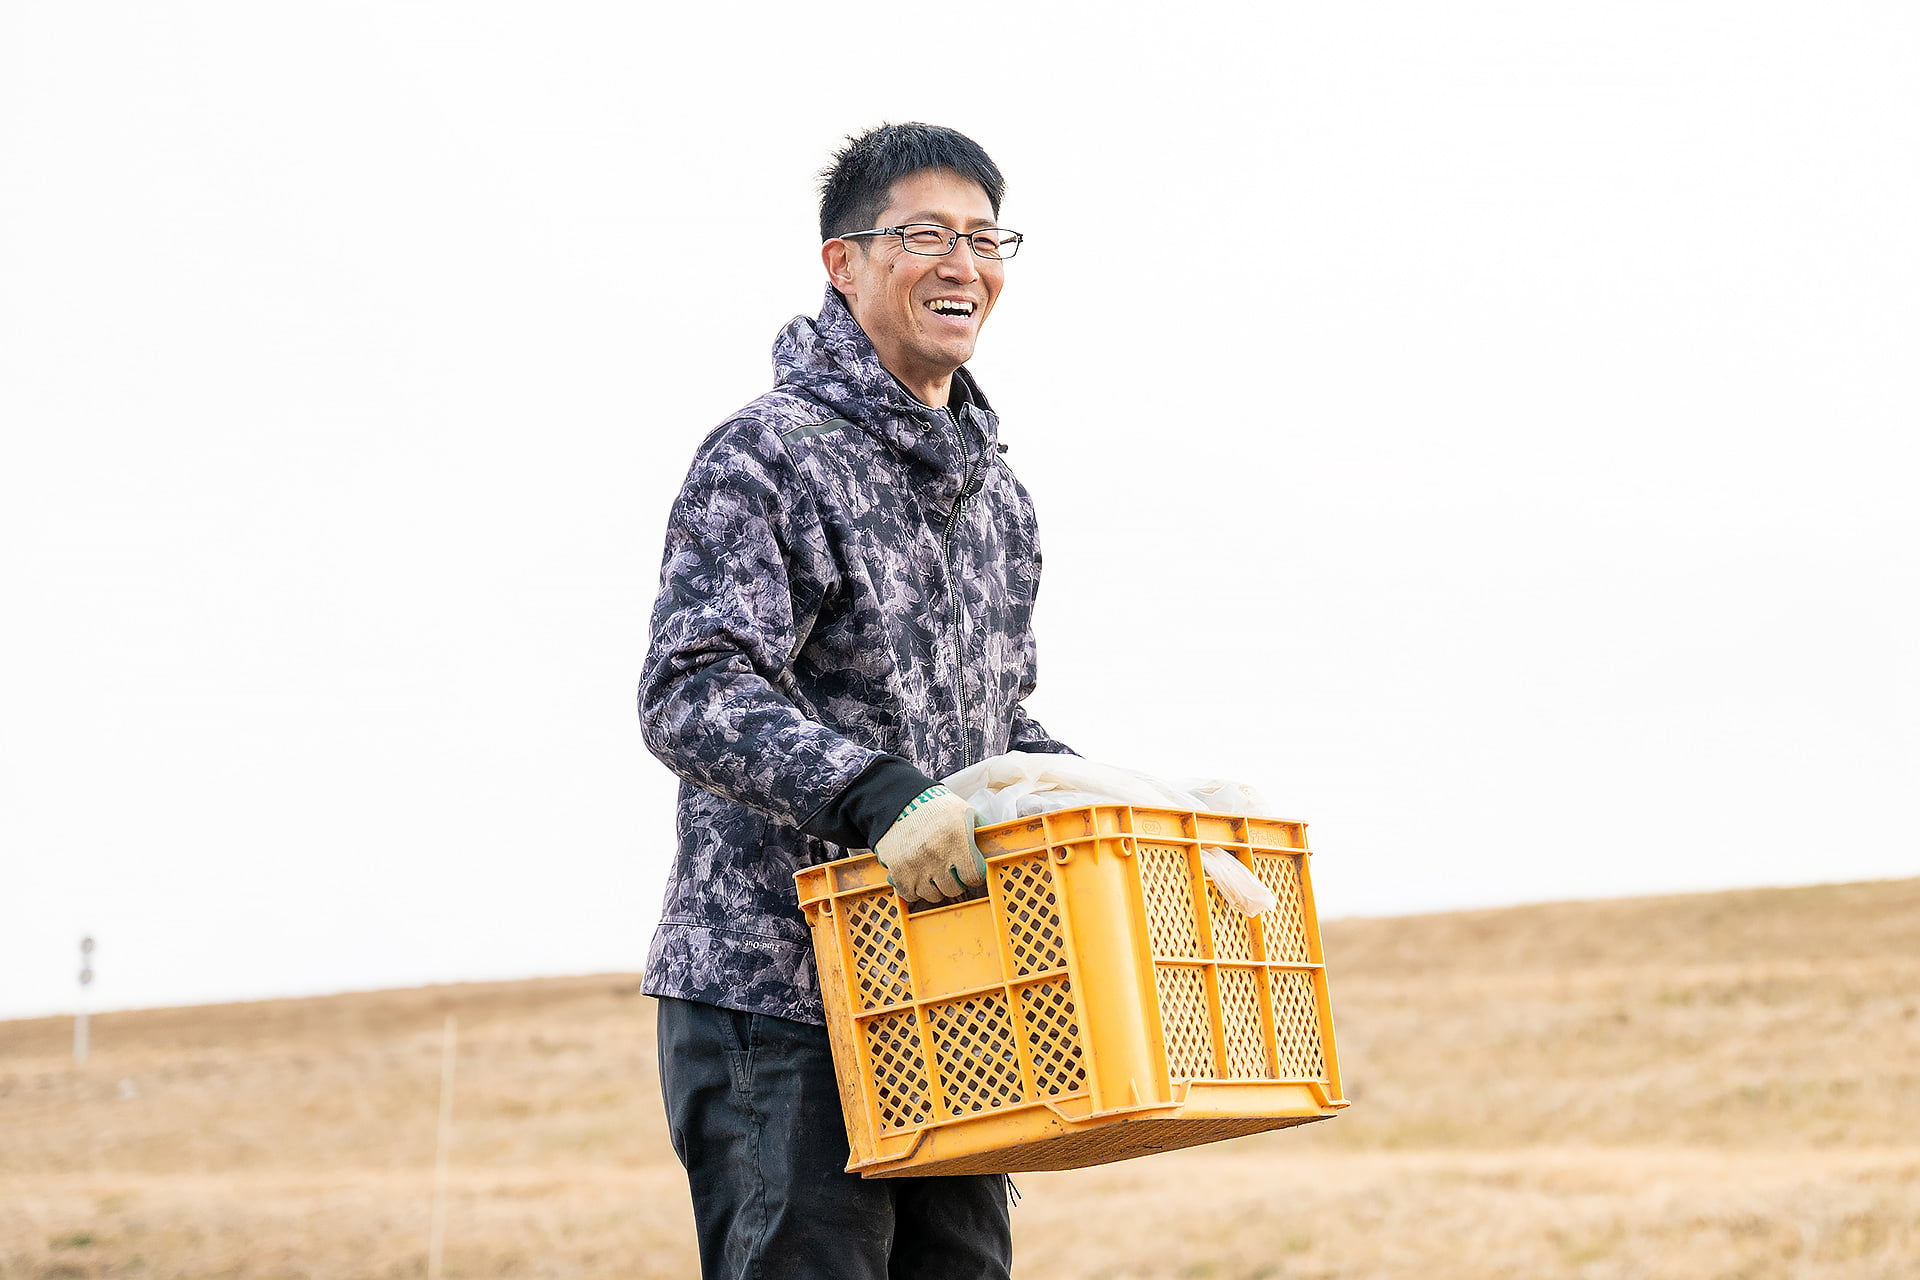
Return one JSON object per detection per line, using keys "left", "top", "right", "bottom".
{"left": 75, "top": 937, "right": 95, "bottom": 1065}
{"left": 427, "top": 1014, "right": 457, "bottom": 1280}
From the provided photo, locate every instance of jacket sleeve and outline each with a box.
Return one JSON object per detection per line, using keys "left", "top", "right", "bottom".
{"left": 1009, "top": 705, "right": 1075, "bottom": 756}
{"left": 1006, "top": 642, "right": 1076, "bottom": 757}
{"left": 1005, "top": 533, "right": 1076, "bottom": 757}
{"left": 638, "top": 418, "right": 879, "bottom": 830}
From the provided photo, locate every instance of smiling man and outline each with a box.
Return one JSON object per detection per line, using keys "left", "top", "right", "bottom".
{"left": 827, "top": 167, "right": 1005, "bottom": 406}
{"left": 637, "top": 124, "right": 1074, "bottom": 1278}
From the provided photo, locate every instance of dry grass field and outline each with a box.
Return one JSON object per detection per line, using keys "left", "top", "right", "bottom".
{"left": 3, "top": 877, "right": 1916, "bottom": 1278}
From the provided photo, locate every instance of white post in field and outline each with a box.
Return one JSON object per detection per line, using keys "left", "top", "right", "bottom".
{"left": 74, "top": 937, "right": 94, "bottom": 1065}
{"left": 427, "top": 1013, "right": 458, "bottom": 1280}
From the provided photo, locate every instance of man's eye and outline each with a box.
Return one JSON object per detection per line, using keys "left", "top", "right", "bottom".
{"left": 904, "top": 229, "right": 949, "bottom": 246}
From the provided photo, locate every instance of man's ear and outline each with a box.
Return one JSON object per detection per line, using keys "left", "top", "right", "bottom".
{"left": 821, "top": 237, "right": 858, "bottom": 296}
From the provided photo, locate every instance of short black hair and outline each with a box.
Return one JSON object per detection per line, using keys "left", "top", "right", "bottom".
{"left": 819, "top": 122, "right": 1006, "bottom": 243}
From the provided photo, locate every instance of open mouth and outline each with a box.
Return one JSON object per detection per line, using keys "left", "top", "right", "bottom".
{"left": 925, "top": 299, "right": 976, "bottom": 318}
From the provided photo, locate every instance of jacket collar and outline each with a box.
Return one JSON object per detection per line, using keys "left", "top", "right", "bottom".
{"left": 772, "top": 286, "right": 998, "bottom": 476}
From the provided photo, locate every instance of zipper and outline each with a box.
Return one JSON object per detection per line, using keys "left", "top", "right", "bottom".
{"left": 938, "top": 406, "right": 985, "bottom": 769}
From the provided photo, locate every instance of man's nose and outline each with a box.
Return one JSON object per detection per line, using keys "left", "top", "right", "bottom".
{"left": 936, "top": 242, "right": 981, "bottom": 282}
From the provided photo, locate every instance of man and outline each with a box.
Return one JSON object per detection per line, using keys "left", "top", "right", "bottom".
{"left": 638, "top": 123, "right": 1072, "bottom": 1278}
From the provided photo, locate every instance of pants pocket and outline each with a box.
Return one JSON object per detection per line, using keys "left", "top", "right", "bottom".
{"left": 725, "top": 1006, "right": 754, "bottom": 1095}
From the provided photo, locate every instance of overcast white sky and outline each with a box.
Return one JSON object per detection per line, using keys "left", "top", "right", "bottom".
{"left": 3, "top": 2, "right": 1915, "bottom": 1019}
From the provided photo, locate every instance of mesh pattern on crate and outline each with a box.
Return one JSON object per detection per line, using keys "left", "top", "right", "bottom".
{"left": 1269, "top": 971, "right": 1327, "bottom": 1079}
{"left": 930, "top": 993, "right": 1024, "bottom": 1115}
{"left": 1207, "top": 877, "right": 1254, "bottom": 961}
{"left": 1254, "top": 855, "right": 1311, "bottom": 963}
{"left": 845, "top": 892, "right": 913, "bottom": 1009}
{"left": 1218, "top": 967, "right": 1269, "bottom": 1079}
{"left": 996, "top": 854, "right": 1066, "bottom": 976}
{"left": 1139, "top": 844, "right": 1200, "bottom": 957}
{"left": 1017, "top": 978, "right": 1087, "bottom": 1098}
{"left": 863, "top": 1011, "right": 931, "bottom": 1131}
{"left": 1154, "top": 965, "right": 1215, "bottom": 1081}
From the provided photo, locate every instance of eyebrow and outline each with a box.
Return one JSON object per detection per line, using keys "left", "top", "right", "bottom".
{"left": 896, "top": 211, "right": 998, "bottom": 230}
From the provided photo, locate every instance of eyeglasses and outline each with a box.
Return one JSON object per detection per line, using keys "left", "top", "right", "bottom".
{"left": 838, "top": 223, "right": 1024, "bottom": 260}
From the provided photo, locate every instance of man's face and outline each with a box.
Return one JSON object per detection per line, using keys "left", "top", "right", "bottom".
{"left": 825, "top": 167, "right": 1004, "bottom": 407}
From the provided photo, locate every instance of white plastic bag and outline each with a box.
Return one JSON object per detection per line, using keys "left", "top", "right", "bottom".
{"left": 1181, "top": 777, "right": 1271, "bottom": 815}
{"left": 1199, "top": 846, "right": 1279, "bottom": 916}
{"left": 942, "top": 754, "right": 1197, "bottom": 825}
{"left": 942, "top": 754, "right": 1281, "bottom": 916}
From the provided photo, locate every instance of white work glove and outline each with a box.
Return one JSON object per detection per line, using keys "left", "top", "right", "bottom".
{"left": 873, "top": 786, "right": 987, "bottom": 904}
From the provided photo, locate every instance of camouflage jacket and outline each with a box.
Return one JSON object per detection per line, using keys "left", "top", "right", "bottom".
{"left": 638, "top": 286, "right": 1072, "bottom": 1024}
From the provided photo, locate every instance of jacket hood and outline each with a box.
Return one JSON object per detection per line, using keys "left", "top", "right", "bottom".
{"left": 772, "top": 286, "right": 997, "bottom": 475}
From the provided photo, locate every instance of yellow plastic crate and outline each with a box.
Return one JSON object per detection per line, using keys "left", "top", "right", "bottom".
{"left": 793, "top": 804, "right": 1347, "bottom": 1178}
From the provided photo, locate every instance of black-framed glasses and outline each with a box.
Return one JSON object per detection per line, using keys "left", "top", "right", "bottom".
{"left": 838, "top": 223, "right": 1024, "bottom": 260}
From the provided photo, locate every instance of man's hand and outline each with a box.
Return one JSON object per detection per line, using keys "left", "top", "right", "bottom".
{"left": 873, "top": 786, "right": 986, "bottom": 903}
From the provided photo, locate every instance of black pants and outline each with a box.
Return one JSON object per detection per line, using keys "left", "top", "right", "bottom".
{"left": 655, "top": 996, "right": 1013, "bottom": 1280}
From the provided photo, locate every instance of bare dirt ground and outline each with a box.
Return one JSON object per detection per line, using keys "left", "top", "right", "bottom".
{"left": 4, "top": 877, "right": 1915, "bottom": 1278}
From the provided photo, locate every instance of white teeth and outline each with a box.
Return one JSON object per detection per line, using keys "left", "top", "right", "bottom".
{"left": 927, "top": 299, "right": 974, "bottom": 315}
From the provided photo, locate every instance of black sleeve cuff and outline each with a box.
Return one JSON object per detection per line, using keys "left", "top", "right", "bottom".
{"left": 798, "top": 755, "right": 941, "bottom": 851}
